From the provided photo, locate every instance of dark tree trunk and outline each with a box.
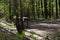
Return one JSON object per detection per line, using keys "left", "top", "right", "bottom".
{"left": 41, "top": 0, "right": 44, "bottom": 17}
{"left": 56, "top": 0, "right": 58, "bottom": 19}
{"left": 31, "top": 0, "right": 36, "bottom": 20}
{"left": 44, "top": 0, "right": 48, "bottom": 19}
{"left": 51, "top": 0, "right": 53, "bottom": 16}
{"left": 59, "top": 0, "right": 60, "bottom": 17}
{"left": 37, "top": 0, "right": 40, "bottom": 20}
{"left": 9, "top": 0, "right": 12, "bottom": 21}
{"left": 20, "top": 0, "right": 24, "bottom": 33}
{"left": 48, "top": 0, "right": 51, "bottom": 18}
{"left": 13, "top": 0, "right": 22, "bottom": 34}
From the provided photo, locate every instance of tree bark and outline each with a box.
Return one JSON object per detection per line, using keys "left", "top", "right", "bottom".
{"left": 44, "top": 0, "right": 48, "bottom": 19}
{"left": 9, "top": 0, "right": 12, "bottom": 20}
{"left": 13, "top": 0, "right": 22, "bottom": 34}
{"left": 48, "top": 0, "right": 51, "bottom": 18}
{"left": 51, "top": 0, "right": 53, "bottom": 16}
{"left": 20, "top": 0, "right": 24, "bottom": 33}
{"left": 56, "top": 0, "right": 58, "bottom": 19}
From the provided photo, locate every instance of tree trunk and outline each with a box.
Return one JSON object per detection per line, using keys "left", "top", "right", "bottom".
{"left": 9, "top": 0, "right": 12, "bottom": 21}
{"left": 51, "top": 0, "right": 53, "bottom": 17}
{"left": 13, "top": 0, "right": 22, "bottom": 34}
{"left": 31, "top": 0, "right": 36, "bottom": 20}
{"left": 56, "top": 0, "right": 58, "bottom": 19}
{"left": 44, "top": 0, "right": 48, "bottom": 19}
{"left": 41, "top": 0, "right": 44, "bottom": 17}
{"left": 20, "top": 0, "right": 24, "bottom": 33}
{"left": 37, "top": 0, "right": 40, "bottom": 20}
{"left": 48, "top": 0, "right": 51, "bottom": 18}
{"left": 59, "top": 0, "right": 60, "bottom": 18}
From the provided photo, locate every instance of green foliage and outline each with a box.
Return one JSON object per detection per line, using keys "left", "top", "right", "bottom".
{"left": 57, "top": 37, "right": 60, "bottom": 40}
{"left": 0, "top": 0, "right": 60, "bottom": 20}
{"left": 16, "top": 31, "right": 25, "bottom": 40}
{"left": 30, "top": 32, "right": 36, "bottom": 40}
{"left": 0, "top": 31, "right": 25, "bottom": 40}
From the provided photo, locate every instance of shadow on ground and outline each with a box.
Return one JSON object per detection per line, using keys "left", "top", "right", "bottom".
{"left": 0, "top": 26, "right": 30, "bottom": 40}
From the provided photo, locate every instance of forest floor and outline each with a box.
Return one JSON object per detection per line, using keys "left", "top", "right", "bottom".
{"left": 0, "top": 19, "right": 60, "bottom": 40}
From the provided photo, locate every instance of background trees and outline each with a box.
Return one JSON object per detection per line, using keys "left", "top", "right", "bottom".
{"left": 1, "top": 0, "right": 60, "bottom": 20}
{"left": 0, "top": 0, "right": 60, "bottom": 33}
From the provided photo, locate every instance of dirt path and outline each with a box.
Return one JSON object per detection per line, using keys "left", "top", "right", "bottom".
{"left": 0, "top": 21, "right": 60, "bottom": 40}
